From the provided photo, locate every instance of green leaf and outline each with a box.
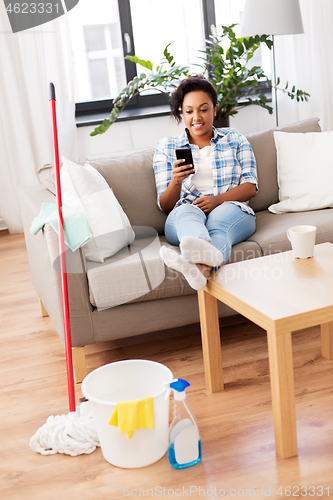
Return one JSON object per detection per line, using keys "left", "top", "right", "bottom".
{"left": 126, "top": 55, "right": 153, "bottom": 71}
{"left": 163, "top": 43, "right": 173, "bottom": 64}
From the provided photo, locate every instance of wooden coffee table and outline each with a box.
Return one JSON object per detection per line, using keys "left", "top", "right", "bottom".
{"left": 197, "top": 242, "right": 333, "bottom": 459}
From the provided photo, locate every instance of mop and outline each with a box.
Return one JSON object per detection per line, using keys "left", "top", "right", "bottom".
{"left": 29, "top": 83, "right": 100, "bottom": 456}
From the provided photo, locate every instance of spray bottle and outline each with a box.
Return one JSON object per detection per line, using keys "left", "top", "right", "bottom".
{"left": 167, "top": 378, "right": 202, "bottom": 469}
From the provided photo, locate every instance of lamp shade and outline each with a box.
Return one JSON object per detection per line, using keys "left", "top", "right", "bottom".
{"left": 241, "top": 0, "right": 304, "bottom": 37}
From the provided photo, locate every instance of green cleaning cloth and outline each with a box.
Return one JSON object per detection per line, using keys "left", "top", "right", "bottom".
{"left": 30, "top": 203, "right": 92, "bottom": 252}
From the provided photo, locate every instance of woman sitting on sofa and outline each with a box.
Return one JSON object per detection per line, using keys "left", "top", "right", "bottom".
{"left": 154, "top": 75, "right": 258, "bottom": 290}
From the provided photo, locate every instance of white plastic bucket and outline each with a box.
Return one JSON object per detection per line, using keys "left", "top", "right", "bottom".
{"left": 81, "top": 359, "right": 173, "bottom": 468}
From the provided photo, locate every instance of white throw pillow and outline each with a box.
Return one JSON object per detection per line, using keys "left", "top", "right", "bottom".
{"left": 268, "top": 131, "right": 333, "bottom": 214}
{"left": 60, "top": 157, "right": 135, "bottom": 262}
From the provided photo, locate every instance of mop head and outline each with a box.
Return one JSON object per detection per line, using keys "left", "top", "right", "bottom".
{"left": 30, "top": 401, "right": 100, "bottom": 456}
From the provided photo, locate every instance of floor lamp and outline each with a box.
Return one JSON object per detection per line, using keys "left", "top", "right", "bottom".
{"left": 241, "top": 0, "right": 304, "bottom": 127}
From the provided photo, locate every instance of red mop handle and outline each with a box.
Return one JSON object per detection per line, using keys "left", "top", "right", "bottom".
{"left": 49, "top": 83, "right": 76, "bottom": 413}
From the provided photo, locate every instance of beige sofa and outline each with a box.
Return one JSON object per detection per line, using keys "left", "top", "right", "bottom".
{"left": 19, "top": 118, "right": 333, "bottom": 381}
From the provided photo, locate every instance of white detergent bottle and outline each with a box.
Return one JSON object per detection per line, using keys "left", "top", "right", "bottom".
{"left": 168, "top": 378, "right": 202, "bottom": 469}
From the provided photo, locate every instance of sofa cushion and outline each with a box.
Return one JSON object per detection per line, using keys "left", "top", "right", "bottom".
{"left": 227, "top": 240, "right": 262, "bottom": 264}
{"left": 85, "top": 150, "right": 168, "bottom": 234}
{"left": 86, "top": 232, "right": 262, "bottom": 309}
{"left": 86, "top": 232, "right": 194, "bottom": 309}
{"left": 269, "top": 131, "right": 333, "bottom": 214}
{"left": 61, "top": 157, "right": 135, "bottom": 262}
{"left": 246, "top": 118, "right": 322, "bottom": 213}
{"left": 249, "top": 208, "right": 333, "bottom": 255}
{"left": 38, "top": 149, "right": 167, "bottom": 235}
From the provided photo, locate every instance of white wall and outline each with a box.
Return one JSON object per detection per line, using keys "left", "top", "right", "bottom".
{"left": 77, "top": 104, "right": 276, "bottom": 159}
{"left": 78, "top": 115, "right": 183, "bottom": 159}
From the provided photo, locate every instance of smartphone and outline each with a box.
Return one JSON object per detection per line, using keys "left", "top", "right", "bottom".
{"left": 175, "top": 148, "right": 194, "bottom": 172}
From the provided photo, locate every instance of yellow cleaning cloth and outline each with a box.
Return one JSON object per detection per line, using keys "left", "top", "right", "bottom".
{"left": 108, "top": 397, "right": 154, "bottom": 439}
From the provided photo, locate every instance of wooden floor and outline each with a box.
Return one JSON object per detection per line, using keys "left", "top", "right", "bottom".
{"left": 2, "top": 232, "right": 333, "bottom": 500}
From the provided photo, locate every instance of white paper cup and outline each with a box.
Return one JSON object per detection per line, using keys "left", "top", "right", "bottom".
{"left": 287, "top": 225, "right": 317, "bottom": 259}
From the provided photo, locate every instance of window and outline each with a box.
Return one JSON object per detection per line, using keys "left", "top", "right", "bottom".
{"left": 68, "top": 0, "right": 127, "bottom": 103}
{"left": 83, "top": 24, "right": 127, "bottom": 100}
{"left": 69, "top": 0, "right": 214, "bottom": 123}
{"left": 69, "top": 0, "right": 270, "bottom": 124}
{"left": 129, "top": 0, "right": 205, "bottom": 76}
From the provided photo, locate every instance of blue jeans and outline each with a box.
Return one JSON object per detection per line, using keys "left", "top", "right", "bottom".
{"left": 165, "top": 201, "right": 256, "bottom": 265}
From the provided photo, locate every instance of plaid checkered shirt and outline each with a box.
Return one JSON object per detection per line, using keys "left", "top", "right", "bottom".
{"left": 153, "top": 127, "right": 258, "bottom": 215}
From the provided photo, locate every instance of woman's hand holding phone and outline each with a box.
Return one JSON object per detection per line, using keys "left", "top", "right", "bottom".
{"left": 172, "top": 158, "right": 195, "bottom": 185}
{"left": 173, "top": 148, "right": 195, "bottom": 185}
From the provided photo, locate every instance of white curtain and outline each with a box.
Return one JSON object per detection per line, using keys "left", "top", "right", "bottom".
{"left": 0, "top": 5, "right": 78, "bottom": 233}
{"left": 274, "top": 0, "right": 333, "bottom": 131}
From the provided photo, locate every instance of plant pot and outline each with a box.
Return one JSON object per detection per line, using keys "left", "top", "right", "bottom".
{"left": 214, "top": 117, "right": 230, "bottom": 128}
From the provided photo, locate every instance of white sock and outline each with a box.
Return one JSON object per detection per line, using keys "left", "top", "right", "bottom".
{"left": 180, "top": 236, "right": 223, "bottom": 267}
{"left": 159, "top": 246, "right": 207, "bottom": 291}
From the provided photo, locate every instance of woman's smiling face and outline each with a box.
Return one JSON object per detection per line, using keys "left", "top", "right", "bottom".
{"left": 182, "top": 90, "right": 217, "bottom": 145}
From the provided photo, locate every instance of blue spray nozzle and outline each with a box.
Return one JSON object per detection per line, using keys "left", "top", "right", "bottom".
{"left": 170, "top": 378, "right": 190, "bottom": 392}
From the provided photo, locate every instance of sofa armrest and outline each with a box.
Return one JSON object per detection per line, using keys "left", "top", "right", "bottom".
{"left": 18, "top": 185, "right": 95, "bottom": 347}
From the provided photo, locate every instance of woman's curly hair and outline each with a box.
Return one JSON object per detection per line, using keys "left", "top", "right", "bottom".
{"left": 169, "top": 75, "right": 218, "bottom": 123}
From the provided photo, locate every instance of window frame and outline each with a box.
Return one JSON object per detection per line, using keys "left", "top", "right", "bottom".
{"left": 75, "top": 0, "right": 215, "bottom": 125}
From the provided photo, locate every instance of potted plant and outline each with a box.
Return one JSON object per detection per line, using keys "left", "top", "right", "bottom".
{"left": 91, "top": 24, "right": 309, "bottom": 136}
